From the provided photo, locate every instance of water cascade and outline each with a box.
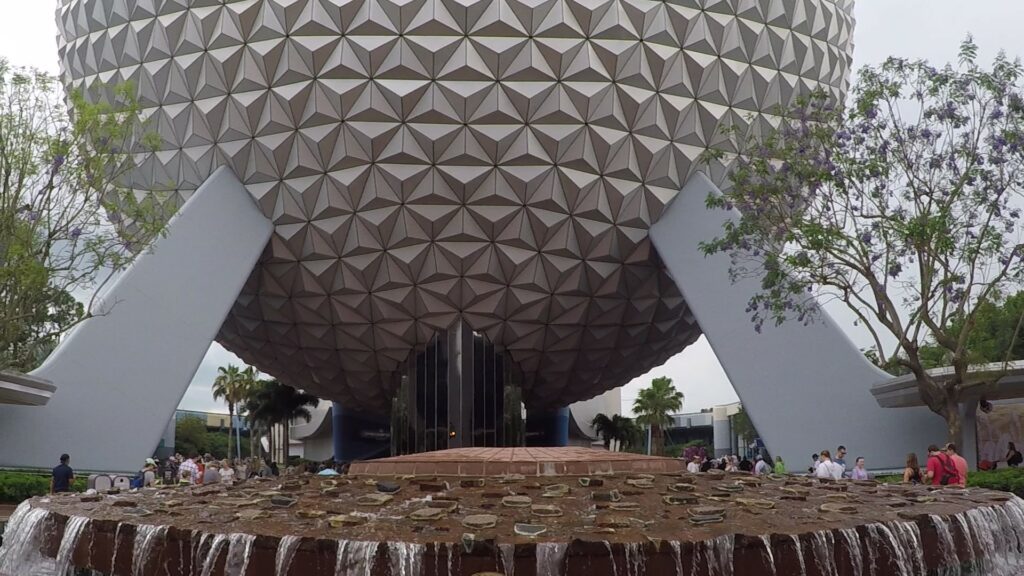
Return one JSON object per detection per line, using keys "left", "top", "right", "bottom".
{"left": 758, "top": 535, "right": 776, "bottom": 576}
{"left": 808, "top": 531, "right": 837, "bottom": 576}
{"left": 499, "top": 542, "right": 515, "bottom": 576}
{"left": 199, "top": 533, "right": 229, "bottom": 576}
{"left": 0, "top": 503, "right": 53, "bottom": 575}
{"left": 275, "top": 535, "right": 302, "bottom": 576}
{"left": 838, "top": 528, "right": 863, "bottom": 576}
{"left": 622, "top": 542, "right": 645, "bottom": 576}
{"left": 338, "top": 540, "right": 381, "bottom": 576}
{"left": 603, "top": 541, "right": 618, "bottom": 576}
{"left": 224, "top": 533, "right": 255, "bottom": 576}
{"left": 788, "top": 534, "right": 807, "bottom": 576}
{"left": 669, "top": 541, "right": 683, "bottom": 576}
{"left": 131, "top": 525, "right": 168, "bottom": 576}
{"left": 54, "top": 516, "right": 90, "bottom": 576}
{"left": 535, "top": 542, "right": 568, "bottom": 576}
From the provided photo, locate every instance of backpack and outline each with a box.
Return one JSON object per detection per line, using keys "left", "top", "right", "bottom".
{"left": 130, "top": 471, "right": 145, "bottom": 489}
{"left": 932, "top": 454, "right": 958, "bottom": 486}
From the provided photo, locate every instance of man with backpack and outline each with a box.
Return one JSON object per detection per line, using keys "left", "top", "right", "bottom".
{"left": 924, "top": 444, "right": 961, "bottom": 486}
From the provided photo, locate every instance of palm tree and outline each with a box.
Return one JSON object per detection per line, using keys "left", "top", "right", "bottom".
{"left": 243, "top": 380, "right": 319, "bottom": 464}
{"left": 212, "top": 365, "right": 243, "bottom": 460}
{"left": 632, "top": 376, "right": 683, "bottom": 456}
{"left": 592, "top": 413, "right": 643, "bottom": 452}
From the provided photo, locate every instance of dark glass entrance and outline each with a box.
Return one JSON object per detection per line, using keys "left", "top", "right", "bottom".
{"left": 390, "top": 321, "right": 524, "bottom": 455}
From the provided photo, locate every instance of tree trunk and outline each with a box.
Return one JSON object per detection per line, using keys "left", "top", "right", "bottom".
{"left": 283, "top": 419, "right": 290, "bottom": 466}
{"left": 226, "top": 405, "right": 234, "bottom": 463}
{"left": 944, "top": 398, "right": 964, "bottom": 449}
{"left": 652, "top": 425, "right": 663, "bottom": 456}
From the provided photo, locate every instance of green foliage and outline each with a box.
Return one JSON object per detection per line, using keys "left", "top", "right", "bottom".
{"left": 730, "top": 408, "right": 758, "bottom": 441}
{"left": 0, "top": 471, "right": 86, "bottom": 503}
{"left": 702, "top": 38, "right": 1024, "bottom": 441}
{"left": 633, "top": 377, "right": 684, "bottom": 456}
{"left": 0, "top": 59, "right": 165, "bottom": 372}
{"left": 590, "top": 413, "right": 642, "bottom": 451}
{"left": 173, "top": 416, "right": 250, "bottom": 460}
{"left": 664, "top": 444, "right": 684, "bottom": 458}
{"left": 965, "top": 468, "right": 1024, "bottom": 496}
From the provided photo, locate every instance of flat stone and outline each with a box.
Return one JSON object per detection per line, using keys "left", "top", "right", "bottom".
{"left": 462, "top": 514, "right": 498, "bottom": 530}
{"left": 502, "top": 495, "right": 531, "bottom": 508}
{"left": 513, "top": 523, "right": 547, "bottom": 537}
{"left": 409, "top": 508, "right": 447, "bottom": 521}
{"left": 531, "top": 505, "right": 563, "bottom": 517}
{"left": 357, "top": 494, "right": 393, "bottom": 506}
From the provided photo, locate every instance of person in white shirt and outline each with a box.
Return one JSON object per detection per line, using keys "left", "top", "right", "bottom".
{"left": 753, "top": 455, "right": 771, "bottom": 475}
{"left": 686, "top": 456, "right": 702, "bottom": 474}
{"left": 220, "top": 459, "right": 236, "bottom": 485}
{"left": 814, "top": 449, "right": 844, "bottom": 480}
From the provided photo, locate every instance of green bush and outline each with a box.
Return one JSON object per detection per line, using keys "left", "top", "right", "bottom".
{"left": 0, "top": 471, "right": 87, "bottom": 504}
{"left": 877, "top": 468, "right": 1024, "bottom": 497}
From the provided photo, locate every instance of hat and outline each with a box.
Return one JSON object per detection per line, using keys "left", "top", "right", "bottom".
{"left": 145, "top": 458, "right": 157, "bottom": 466}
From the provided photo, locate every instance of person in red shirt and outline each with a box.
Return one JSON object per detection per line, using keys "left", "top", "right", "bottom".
{"left": 945, "top": 443, "right": 969, "bottom": 488}
{"left": 924, "top": 444, "right": 960, "bottom": 486}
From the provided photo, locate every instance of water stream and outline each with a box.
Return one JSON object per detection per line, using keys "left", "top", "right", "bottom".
{"left": 54, "top": 516, "right": 90, "bottom": 576}
{"left": 536, "top": 542, "right": 568, "bottom": 576}
{"left": 275, "top": 535, "right": 302, "bottom": 576}
{"left": 131, "top": 524, "right": 168, "bottom": 576}
{"left": 338, "top": 540, "right": 381, "bottom": 576}
{"left": 7, "top": 495, "right": 1024, "bottom": 575}
{"left": 224, "top": 533, "right": 255, "bottom": 576}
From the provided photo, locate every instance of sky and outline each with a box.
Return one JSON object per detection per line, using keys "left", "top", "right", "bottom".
{"left": 2, "top": 0, "right": 1024, "bottom": 415}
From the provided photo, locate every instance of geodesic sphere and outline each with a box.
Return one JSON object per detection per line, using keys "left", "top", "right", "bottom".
{"left": 57, "top": 0, "right": 854, "bottom": 413}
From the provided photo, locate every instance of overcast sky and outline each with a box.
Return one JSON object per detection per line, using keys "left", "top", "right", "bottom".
{"left": 2, "top": 1, "right": 1024, "bottom": 415}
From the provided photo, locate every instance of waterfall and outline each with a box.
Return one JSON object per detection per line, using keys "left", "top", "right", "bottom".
{"left": 623, "top": 542, "right": 645, "bottom": 576}
{"left": 536, "top": 542, "right": 568, "bottom": 576}
{"left": 928, "top": 515, "right": 960, "bottom": 576}
{"left": 275, "top": 535, "right": 302, "bottom": 576}
{"left": 110, "top": 523, "right": 123, "bottom": 572}
{"left": 808, "top": 531, "right": 837, "bottom": 576}
{"left": 0, "top": 502, "right": 52, "bottom": 575}
{"left": 789, "top": 534, "right": 806, "bottom": 576}
{"left": 602, "top": 541, "right": 618, "bottom": 576}
{"left": 200, "top": 533, "right": 230, "bottom": 576}
{"left": 891, "top": 522, "right": 925, "bottom": 576}
{"left": 339, "top": 540, "right": 381, "bottom": 576}
{"left": 759, "top": 535, "right": 776, "bottom": 576}
{"left": 951, "top": 513, "right": 976, "bottom": 567}
{"left": 669, "top": 541, "right": 683, "bottom": 576}
{"left": 54, "top": 516, "right": 91, "bottom": 576}
{"left": 500, "top": 542, "right": 515, "bottom": 576}
{"left": 838, "top": 528, "right": 863, "bottom": 576}
{"left": 131, "top": 524, "right": 168, "bottom": 576}
{"left": 704, "top": 535, "right": 733, "bottom": 576}
{"left": 224, "top": 533, "right": 255, "bottom": 576}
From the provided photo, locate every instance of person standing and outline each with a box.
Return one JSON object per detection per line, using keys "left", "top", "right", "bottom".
{"left": 220, "top": 460, "right": 235, "bottom": 485}
{"left": 773, "top": 456, "right": 786, "bottom": 474}
{"left": 179, "top": 453, "right": 199, "bottom": 485}
{"left": 903, "top": 453, "right": 923, "bottom": 484}
{"left": 924, "top": 444, "right": 960, "bottom": 486}
{"left": 202, "top": 461, "right": 222, "bottom": 485}
{"left": 754, "top": 455, "right": 771, "bottom": 475}
{"left": 686, "top": 455, "right": 701, "bottom": 474}
{"left": 850, "top": 457, "right": 869, "bottom": 480}
{"left": 1006, "top": 442, "right": 1023, "bottom": 468}
{"left": 142, "top": 458, "right": 158, "bottom": 487}
{"left": 814, "top": 450, "right": 843, "bottom": 480}
{"left": 833, "top": 446, "right": 847, "bottom": 470}
{"left": 51, "top": 454, "right": 75, "bottom": 494}
{"left": 945, "top": 444, "right": 968, "bottom": 488}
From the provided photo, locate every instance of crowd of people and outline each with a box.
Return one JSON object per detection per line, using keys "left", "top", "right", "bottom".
{"left": 684, "top": 453, "right": 788, "bottom": 475}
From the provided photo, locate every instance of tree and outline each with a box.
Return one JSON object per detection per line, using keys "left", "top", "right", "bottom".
{"left": 212, "top": 364, "right": 257, "bottom": 461}
{"left": 701, "top": 38, "right": 1024, "bottom": 447}
{"left": 0, "top": 60, "right": 163, "bottom": 372}
{"left": 591, "top": 413, "right": 643, "bottom": 452}
{"left": 244, "top": 380, "right": 319, "bottom": 464}
{"left": 632, "top": 377, "right": 684, "bottom": 456}
{"left": 174, "top": 416, "right": 207, "bottom": 459}
{"left": 730, "top": 407, "right": 758, "bottom": 443}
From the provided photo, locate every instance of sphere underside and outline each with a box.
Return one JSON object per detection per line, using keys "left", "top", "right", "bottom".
{"left": 57, "top": 0, "right": 854, "bottom": 413}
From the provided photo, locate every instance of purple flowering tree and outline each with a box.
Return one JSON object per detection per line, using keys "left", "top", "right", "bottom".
{"left": 0, "top": 59, "right": 163, "bottom": 371}
{"left": 701, "top": 39, "right": 1024, "bottom": 445}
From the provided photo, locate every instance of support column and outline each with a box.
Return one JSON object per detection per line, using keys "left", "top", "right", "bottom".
{"left": 712, "top": 406, "right": 731, "bottom": 458}
{"left": 0, "top": 167, "right": 273, "bottom": 472}
{"left": 332, "top": 402, "right": 346, "bottom": 463}
{"left": 526, "top": 407, "right": 570, "bottom": 447}
{"left": 960, "top": 399, "right": 980, "bottom": 471}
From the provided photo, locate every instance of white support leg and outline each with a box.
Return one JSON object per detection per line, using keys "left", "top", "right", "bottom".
{"left": 0, "top": 167, "right": 273, "bottom": 472}
{"left": 649, "top": 172, "right": 945, "bottom": 471}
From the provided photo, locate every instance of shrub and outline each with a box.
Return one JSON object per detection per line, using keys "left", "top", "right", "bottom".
{"left": 878, "top": 468, "right": 1024, "bottom": 497}
{"left": 0, "top": 471, "right": 88, "bottom": 503}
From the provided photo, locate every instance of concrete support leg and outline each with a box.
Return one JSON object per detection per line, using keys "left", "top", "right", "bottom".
{"left": 961, "top": 399, "right": 979, "bottom": 471}
{"left": 526, "top": 407, "right": 570, "bottom": 447}
{"left": 332, "top": 402, "right": 347, "bottom": 463}
{"left": 0, "top": 167, "right": 274, "bottom": 472}
{"left": 648, "top": 172, "right": 946, "bottom": 470}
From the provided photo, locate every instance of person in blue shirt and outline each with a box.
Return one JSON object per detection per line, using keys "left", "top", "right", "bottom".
{"left": 51, "top": 453, "right": 75, "bottom": 494}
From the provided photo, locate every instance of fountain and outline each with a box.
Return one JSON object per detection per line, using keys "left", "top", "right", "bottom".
{"left": 1, "top": 448, "right": 1024, "bottom": 575}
